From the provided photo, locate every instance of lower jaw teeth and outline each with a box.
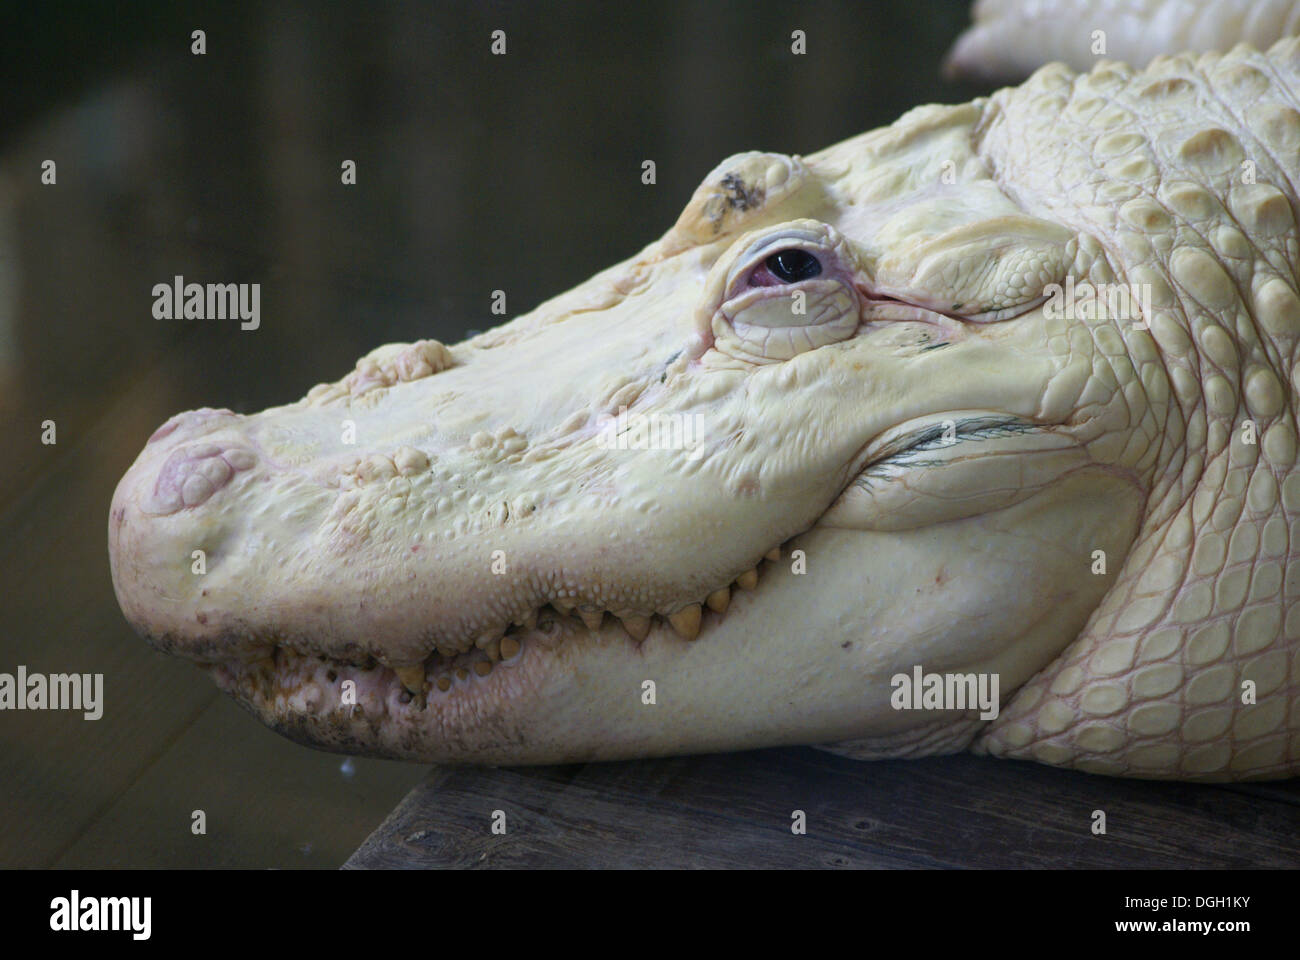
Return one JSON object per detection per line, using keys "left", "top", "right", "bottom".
{"left": 392, "top": 645, "right": 509, "bottom": 696}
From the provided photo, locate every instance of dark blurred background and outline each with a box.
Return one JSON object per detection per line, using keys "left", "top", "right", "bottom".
{"left": 0, "top": 0, "right": 990, "bottom": 867}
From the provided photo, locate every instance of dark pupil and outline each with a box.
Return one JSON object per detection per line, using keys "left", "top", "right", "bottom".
{"left": 765, "top": 249, "right": 821, "bottom": 283}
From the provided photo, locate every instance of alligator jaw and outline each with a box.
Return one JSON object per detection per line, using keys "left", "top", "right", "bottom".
{"left": 202, "top": 551, "right": 797, "bottom": 764}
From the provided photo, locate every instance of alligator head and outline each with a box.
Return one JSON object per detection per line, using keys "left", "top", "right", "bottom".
{"left": 110, "top": 40, "right": 1300, "bottom": 778}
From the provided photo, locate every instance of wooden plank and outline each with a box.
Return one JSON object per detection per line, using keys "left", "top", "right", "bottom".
{"left": 346, "top": 748, "right": 1300, "bottom": 869}
{"left": 1216, "top": 781, "right": 1300, "bottom": 807}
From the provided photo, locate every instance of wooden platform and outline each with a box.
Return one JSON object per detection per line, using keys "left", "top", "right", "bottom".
{"left": 345, "top": 747, "right": 1300, "bottom": 869}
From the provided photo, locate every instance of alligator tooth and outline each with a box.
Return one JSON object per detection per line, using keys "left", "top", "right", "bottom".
{"left": 518, "top": 609, "right": 538, "bottom": 630}
{"left": 706, "top": 587, "right": 731, "bottom": 614}
{"left": 552, "top": 597, "right": 575, "bottom": 614}
{"left": 500, "top": 635, "right": 521, "bottom": 660}
{"left": 619, "top": 614, "right": 651, "bottom": 642}
{"left": 436, "top": 675, "right": 452, "bottom": 692}
{"left": 455, "top": 667, "right": 469, "bottom": 681}
{"left": 474, "top": 660, "right": 493, "bottom": 677}
{"left": 668, "top": 604, "right": 702, "bottom": 640}
{"left": 765, "top": 547, "right": 781, "bottom": 562}
{"left": 578, "top": 606, "right": 604, "bottom": 631}
{"left": 394, "top": 665, "right": 426, "bottom": 694}
{"left": 475, "top": 627, "right": 505, "bottom": 650}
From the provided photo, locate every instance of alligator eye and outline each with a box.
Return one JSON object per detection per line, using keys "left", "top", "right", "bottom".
{"left": 765, "top": 248, "right": 821, "bottom": 283}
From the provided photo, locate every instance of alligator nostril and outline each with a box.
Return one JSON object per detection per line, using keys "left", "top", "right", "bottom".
{"left": 148, "top": 442, "right": 257, "bottom": 515}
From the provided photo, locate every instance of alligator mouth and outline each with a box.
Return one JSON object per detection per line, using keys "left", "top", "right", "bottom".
{"left": 200, "top": 413, "right": 1041, "bottom": 721}
{"left": 207, "top": 532, "right": 800, "bottom": 715}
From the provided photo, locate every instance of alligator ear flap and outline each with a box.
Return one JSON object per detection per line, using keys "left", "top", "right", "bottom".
{"left": 874, "top": 215, "right": 1078, "bottom": 322}
{"left": 663, "top": 152, "right": 824, "bottom": 254}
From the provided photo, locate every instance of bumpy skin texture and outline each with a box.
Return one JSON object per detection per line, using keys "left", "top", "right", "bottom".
{"left": 968, "top": 43, "right": 1300, "bottom": 779}
{"left": 946, "top": 0, "right": 1300, "bottom": 82}
{"left": 111, "top": 38, "right": 1300, "bottom": 779}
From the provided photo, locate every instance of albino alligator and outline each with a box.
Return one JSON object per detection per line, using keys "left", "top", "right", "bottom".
{"left": 110, "top": 27, "right": 1300, "bottom": 781}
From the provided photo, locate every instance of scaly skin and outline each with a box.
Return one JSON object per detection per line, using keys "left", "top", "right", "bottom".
{"left": 947, "top": 0, "right": 1300, "bottom": 82}
{"left": 110, "top": 38, "right": 1300, "bottom": 779}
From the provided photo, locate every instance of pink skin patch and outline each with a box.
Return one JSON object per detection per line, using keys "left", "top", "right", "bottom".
{"left": 148, "top": 407, "right": 238, "bottom": 445}
{"left": 149, "top": 442, "right": 257, "bottom": 514}
{"left": 746, "top": 260, "right": 788, "bottom": 287}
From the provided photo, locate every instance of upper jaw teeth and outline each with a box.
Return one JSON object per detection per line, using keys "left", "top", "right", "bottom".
{"left": 394, "top": 664, "right": 427, "bottom": 696}
{"left": 410, "top": 539, "right": 786, "bottom": 674}
{"left": 619, "top": 614, "right": 651, "bottom": 641}
{"left": 668, "top": 604, "right": 702, "bottom": 640}
{"left": 246, "top": 540, "right": 789, "bottom": 701}
{"left": 494, "top": 540, "right": 786, "bottom": 645}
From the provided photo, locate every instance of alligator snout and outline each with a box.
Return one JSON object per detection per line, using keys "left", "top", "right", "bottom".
{"left": 109, "top": 406, "right": 284, "bottom": 659}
